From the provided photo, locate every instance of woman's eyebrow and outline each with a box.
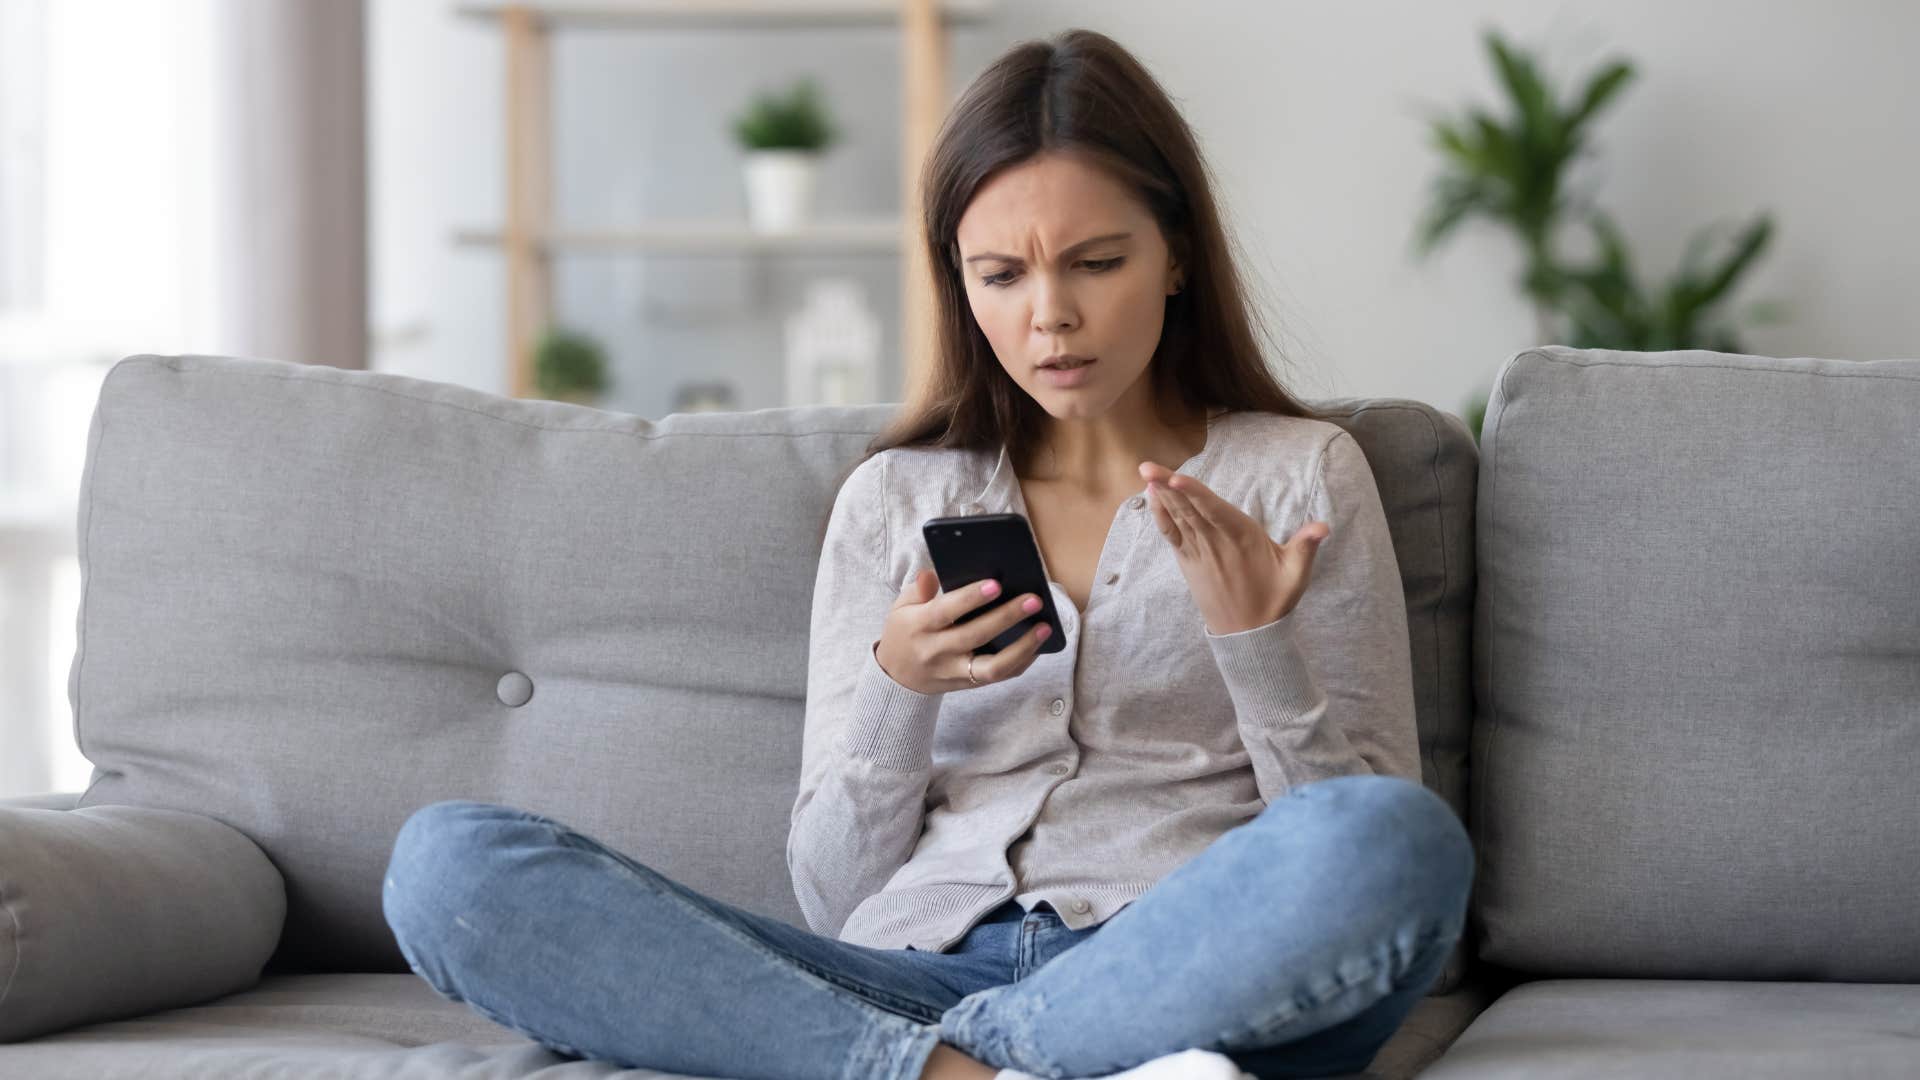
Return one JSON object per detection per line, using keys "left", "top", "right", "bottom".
{"left": 963, "top": 232, "right": 1133, "bottom": 265}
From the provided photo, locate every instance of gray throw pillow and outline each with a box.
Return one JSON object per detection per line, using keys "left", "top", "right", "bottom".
{"left": 0, "top": 804, "right": 286, "bottom": 1042}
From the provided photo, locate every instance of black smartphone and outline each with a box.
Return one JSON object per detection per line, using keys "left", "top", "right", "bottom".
{"left": 921, "top": 512, "right": 1067, "bottom": 655}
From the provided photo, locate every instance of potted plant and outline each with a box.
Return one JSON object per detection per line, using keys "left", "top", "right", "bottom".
{"left": 731, "top": 77, "right": 839, "bottom": 231}
{"left": 1413, "top": 30, "right": 1786, "bottom": 442}
{"left": 533, "top": 327, "right": 609, "bottom": 405}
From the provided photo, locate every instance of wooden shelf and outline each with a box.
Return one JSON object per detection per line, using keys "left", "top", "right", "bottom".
{"left": 453, "top": 218, "right": 905, "bottom": 255}
{"left": 470, "top": 0, "right": 971, "bottom": 399}
{"left": 454, "top": 0, "right": 994, "bottom": 28}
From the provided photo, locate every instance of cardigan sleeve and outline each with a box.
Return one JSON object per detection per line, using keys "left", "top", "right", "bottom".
{"left": 1202, "top": 430, "right": 1422, "bottom": 802}
{"left": 787, "top": 452, "right": 947, "bottom": 938}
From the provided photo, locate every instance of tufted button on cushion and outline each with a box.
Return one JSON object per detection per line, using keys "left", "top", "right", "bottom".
{"left": 495, "top": 671, "right": 534, "bottom": 707}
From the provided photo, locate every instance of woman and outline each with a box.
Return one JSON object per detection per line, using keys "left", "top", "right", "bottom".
{"left": 383, "top": 27, "right": 1473, "bottom": 1080}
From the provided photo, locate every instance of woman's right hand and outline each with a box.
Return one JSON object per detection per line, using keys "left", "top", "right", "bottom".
{"left": 872, "top": 569, "right": 1053, "bottom": 694}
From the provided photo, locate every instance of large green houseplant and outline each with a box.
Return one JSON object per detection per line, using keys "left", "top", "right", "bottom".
{"left": 1415, "top": 30, "right": 1785, "bottom": 441}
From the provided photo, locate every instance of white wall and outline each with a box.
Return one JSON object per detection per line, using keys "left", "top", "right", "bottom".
{"left": 370, "top": 1, "right": 1920, "bottom": 420}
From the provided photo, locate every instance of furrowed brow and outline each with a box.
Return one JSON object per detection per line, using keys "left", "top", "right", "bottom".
{"left": 963, "top": 232, "right": 1133, "bottom": 265}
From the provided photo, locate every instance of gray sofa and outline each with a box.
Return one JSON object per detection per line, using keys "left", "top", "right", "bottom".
{"left": 0, "top": 346, "right": 1913, "bottom": 1078}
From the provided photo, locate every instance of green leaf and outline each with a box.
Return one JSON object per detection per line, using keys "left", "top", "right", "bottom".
{"left": 1429, "top": 118, "right": 1481, "bottom": 169}
{"left": 534, "top": 326, "right": 609, "bottom": 397}
{"left": 1692, "top": 214, "right": 1773, "bottom": 310}
{"left": 1487, "top": 31, "right": 1559, "bottom": 161}
{"left": 1588, "top": 212, "right": 1641, "bottom": 297}
{"left": 1414, "top": 175, "right": 1500, "bottom": 256}
{"left": 733, "top": 78, "right": 838, "bottom": 151}
{"left": 1564, "top": 61, "right": 1635, "bottom": 137}
{"left": 1469, "top": 109, "right": 1517, "bottom": 184}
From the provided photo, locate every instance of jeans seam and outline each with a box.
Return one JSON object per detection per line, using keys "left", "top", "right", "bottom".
{"left": 946, "top": 918, "right": 1089, "bottom": 1072}
{"left": 849, "top": 1014, "right": 944, "bottom": 1080}
{"left": 1017, "top": 922, "right": 1039, "bottom": 980}
{"left": 1211, "top": 923, "right": 1452, "bottom": 1051}
{"left": 943, "top": 983, "right": 1045, "bottom": 1074}
{"left": 549, "top": 828, "right": 947, "bottom": 1026}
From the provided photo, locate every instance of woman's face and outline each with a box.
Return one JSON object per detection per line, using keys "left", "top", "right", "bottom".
{"left": 954, "top": 151, "right": 1183, "bottom": 422}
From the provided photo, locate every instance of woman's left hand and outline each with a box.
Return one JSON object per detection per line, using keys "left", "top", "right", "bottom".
{"left": 1139, "top": 461, "right": 1331, "bottom": 635}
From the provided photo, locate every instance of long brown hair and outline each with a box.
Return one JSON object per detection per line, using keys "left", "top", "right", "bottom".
{"left": 865, "top": 27, "right": 1329, "bottom": 478}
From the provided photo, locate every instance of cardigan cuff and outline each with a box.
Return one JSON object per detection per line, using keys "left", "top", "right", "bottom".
{"left": 1203, "top": 611, "right": 1327, "bottom": 723}
{"left": 835, "top": 641, "right": 945, "bottom": 772}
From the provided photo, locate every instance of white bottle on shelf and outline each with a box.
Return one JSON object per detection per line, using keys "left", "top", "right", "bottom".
{"left": 783, "top": 277, "right": 879, "bottom": 407}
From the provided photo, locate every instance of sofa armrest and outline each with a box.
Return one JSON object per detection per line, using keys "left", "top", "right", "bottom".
{"left": 0, "top": 803, "right": 286, "bottom": 1042}
{"left": 0, "top": 791, "right": 84, "bottom": 812}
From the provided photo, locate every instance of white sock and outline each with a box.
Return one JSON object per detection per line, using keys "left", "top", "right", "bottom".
{"left": 994, "top": 1046, "right": 1255, "bottom": 1080}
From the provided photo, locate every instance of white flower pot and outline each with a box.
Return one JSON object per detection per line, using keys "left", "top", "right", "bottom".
{"left": 742, "top": 149, "right": 820, "bottom": 231}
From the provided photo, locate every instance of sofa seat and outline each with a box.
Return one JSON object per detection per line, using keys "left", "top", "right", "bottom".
{"left": 0, "top": 969, "right": 1502, "bottom": 1079}
{"left": 1419, "top": 978, "right": 1920, "bottom": 1078}
{"left": 0, "top": 973, "right": 678, "bottom": 1078}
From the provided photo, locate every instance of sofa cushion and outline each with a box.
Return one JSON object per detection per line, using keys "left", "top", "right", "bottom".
{"left": 1310, "top": 400, "right": 1479, "bottom": 818}
{"left": 0, "top": 973, "right": 695, "bottom": 1078}
{"left": 1418, "top": 978, "right": 1920, "bottom": 1078}
{"left": 1470, "top": 346, "right": 1920, "bottom": 980}
{"left": 0, "top": 804, "right": 284, "bottom": 1042}
{"left": 1311, "top": 398, "right": 1480, "bottom": 996}
{"left": 71, "top": 354, "right": 881, "bottom": 972}
{"left": 68, "top": 354, "right": 1480, "bottom": 983}
{"left": 0, "top": 970, "right": 1497, "bottom": 1079}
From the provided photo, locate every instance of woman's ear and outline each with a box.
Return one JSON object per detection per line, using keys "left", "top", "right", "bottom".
{"left": 1166, "top": 260, "right": 1184, "bottom": 295}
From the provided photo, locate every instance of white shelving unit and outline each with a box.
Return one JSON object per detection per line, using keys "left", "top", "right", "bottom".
{"left": 451, "top": 218, "right": 903, "bottom": 256}
{"left": 452, "top": 0, "right": 996, "bottom": 402}
{"left": 455, "top": 0, "right": 994, "bottom": 26}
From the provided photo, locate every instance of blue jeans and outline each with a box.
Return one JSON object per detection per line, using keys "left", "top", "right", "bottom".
{"left": 382, "top": 773, "right": 1473, "bottom": 1080}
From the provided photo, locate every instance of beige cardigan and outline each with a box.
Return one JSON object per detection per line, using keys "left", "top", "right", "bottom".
{"left": 788, "top": 408, "right": 1420, "bottom": 953}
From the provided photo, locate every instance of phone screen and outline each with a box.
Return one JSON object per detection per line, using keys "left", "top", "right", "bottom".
{"left": 921, "top": 513, "right": 1068, "bottom": 655}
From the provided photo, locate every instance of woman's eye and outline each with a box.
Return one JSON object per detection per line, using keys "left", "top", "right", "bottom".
{"left": 978, "top": 258, "right": 1124, "bottom": 289}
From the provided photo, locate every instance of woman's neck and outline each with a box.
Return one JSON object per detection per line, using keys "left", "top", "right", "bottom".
{"left": 1023, "top": 402, "right": 1212, "bottom": 497}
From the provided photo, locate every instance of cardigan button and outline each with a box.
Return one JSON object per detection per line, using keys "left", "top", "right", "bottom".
{"left": 1126, "top": 495, "right": 1146, "bottom": 510}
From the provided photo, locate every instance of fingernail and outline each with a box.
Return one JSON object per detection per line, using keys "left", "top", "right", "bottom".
{"left": 1036, "top": 625, "right": 1052, "bottom": 640}
{"left": 1022, "top": 596, "right": 1042, "bottom": 613}
{"left": 981, "top": 580, "right": 1000, "bottom": 597}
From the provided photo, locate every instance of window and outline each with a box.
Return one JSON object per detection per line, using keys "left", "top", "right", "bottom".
{"left": 0, "top": 0, "right": 221, "bottom": 798}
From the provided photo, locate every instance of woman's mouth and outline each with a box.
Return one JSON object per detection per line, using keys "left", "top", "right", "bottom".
{"left": 1038, "top": 357, "right": 1097, "bottom": 386}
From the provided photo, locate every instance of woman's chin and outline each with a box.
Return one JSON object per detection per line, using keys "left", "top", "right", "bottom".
{"left": 1035, "top": 394, "right": 1116, "bottom": 420}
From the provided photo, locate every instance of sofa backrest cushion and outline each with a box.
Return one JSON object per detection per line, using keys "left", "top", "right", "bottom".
{"left": 71, "top": 354, "right": 1477, "bottom": 976}
{"left": 73, "top": 355, "right": 880, "bottom": 971}
{"left": 1315, "top": 398, "right": 1481, "bottom": 995}
{"left": 1470, "top": 345, "right": 1920, "bottom": 981}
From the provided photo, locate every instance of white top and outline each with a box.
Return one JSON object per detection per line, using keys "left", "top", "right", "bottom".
{"left": 787, "top": 408, "right": 1421, "bottom": 952}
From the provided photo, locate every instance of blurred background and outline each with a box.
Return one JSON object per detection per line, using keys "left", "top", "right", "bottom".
{"left": 2, "top": 0, "right": 1916, "bottom": 799}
